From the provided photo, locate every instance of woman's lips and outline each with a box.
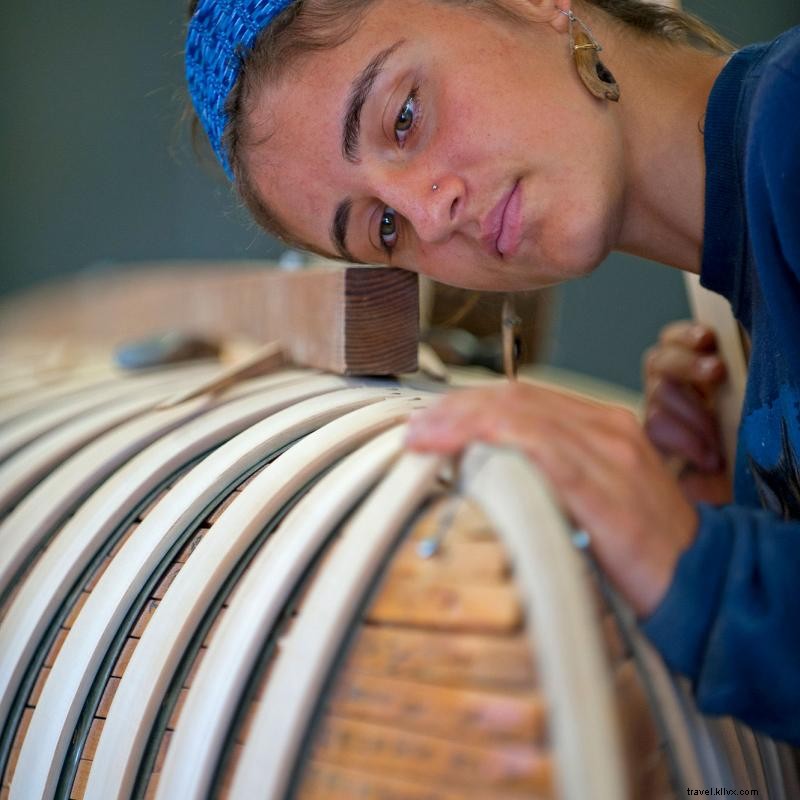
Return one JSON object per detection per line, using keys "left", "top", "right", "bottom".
{"left": 481, "top": 180, "right": 523, "bottom": 258}
{"left": 496, "top": 180, "right": 522, "bottom": 258}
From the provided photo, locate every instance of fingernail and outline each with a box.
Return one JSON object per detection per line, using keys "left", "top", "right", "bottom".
{"left": 697, "top": 356, "right": 721, "bottom": 378}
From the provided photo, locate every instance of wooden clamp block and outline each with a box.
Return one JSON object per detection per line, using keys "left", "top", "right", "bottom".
{"left": 273, "top": 266, "right": 418, "bottom": 375}
{"left": 0, "top": 263, "right": 419, "bottom": 378}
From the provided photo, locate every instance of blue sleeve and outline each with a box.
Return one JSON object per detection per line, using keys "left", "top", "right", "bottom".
{"left": 747, "top": 38, "right": 800, "bottom": 283}
{"left": 641, "top": 504, "right": 800, "bottom": 745}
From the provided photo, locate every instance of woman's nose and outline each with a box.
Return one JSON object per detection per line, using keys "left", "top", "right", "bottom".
{"left": 381, "top": 172, "right": 466, "bottom": 244}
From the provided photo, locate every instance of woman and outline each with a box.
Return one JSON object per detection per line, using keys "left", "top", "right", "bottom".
{"left": 186, "top": 0, "right": 800, "bottom": 743}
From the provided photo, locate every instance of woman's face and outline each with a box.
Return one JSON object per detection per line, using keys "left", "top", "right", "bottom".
{"left": 244, "top": 0, "right": 626, "bottom": 290}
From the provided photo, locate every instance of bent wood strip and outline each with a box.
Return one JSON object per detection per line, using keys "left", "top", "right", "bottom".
{"left": 0, "top": 375, "right": 347, "bottom": 776}
{"left": 229, "top": 450, "right": 444, "bottom": 800}
{"left": 0, "top": 366, "right": 222, "bottom": 513}
{"left": 154, "top": 426, "right": 407, "bottom": 800}
{"left": 0, "top": 363, "right": 213, "bottom": 464}
{"left": 0, "top": 368, "right": 122, "bottom": 428}
{"left": 684, "top": 273, "right": 748, "bottom": 477}
{"left": 324, "top": 670, "right": 548, "bottom": 745}
{"left": 460, "top": 444, "right": 626, "bottom": 800}
{"left": 87, "top": 399, "right": 426, "bottom": 800}
{"left": 0, "top": 265, "right": 419, "bottom": 375}
{"left": 601, "top": 583, "right": 706, "bottom": 792}
{"left": 9, "top": 384, "right": 384, "bottom": 800}
{"left": 0, "top": 370, "right": 311, "bottom": 600}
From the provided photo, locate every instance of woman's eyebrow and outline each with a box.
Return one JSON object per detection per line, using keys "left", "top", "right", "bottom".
{"left": 341, "top": 39, "right": 407, "bottom": 162}
{"left": 331, "top": 198, "right": 355, "bottom": 261}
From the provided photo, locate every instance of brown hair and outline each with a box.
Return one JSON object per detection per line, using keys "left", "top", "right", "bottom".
{"left": 187, "top": 0, "right": 732, "bottom": 251}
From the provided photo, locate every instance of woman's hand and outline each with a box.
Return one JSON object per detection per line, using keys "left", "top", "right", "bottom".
{"left": 642, "top": 322, "right": 732, "bottom": 505}
{"left": 406, "top": 382, "right": 698, "bottom": 618}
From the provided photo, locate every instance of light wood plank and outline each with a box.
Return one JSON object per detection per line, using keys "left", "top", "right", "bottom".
{"left": 88, "top": 398, "right": 426, "bottom": 800}
{"left": 9, "top": 382, "right": 382, "bottom": 800}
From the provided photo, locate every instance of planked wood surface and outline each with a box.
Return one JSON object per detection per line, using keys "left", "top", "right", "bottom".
{"left": 0, "top": 264, "right": 419, "bottom": 376}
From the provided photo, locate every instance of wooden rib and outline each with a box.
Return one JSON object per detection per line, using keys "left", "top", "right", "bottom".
{"left": 0, "top": 370, "right": 314, "bottom": 597}
{"left": 155, "top": 427, "right": 408, "bottom": 800}
{"left": 298, "top": 761, "right": 470, "bottom": 800}
{"left": 365, "top": 577, "right": 521, "bottom": 633}
{"left": 684, "top": 273, "right": 747, "bottom": 478}
{"left": 0, "top": 372, "right": 328, "bottom": 612}
{"left": 0, "top": 366, "right": 222, "bottom": 513}
{"left": 324, "top": 670, "right": 548, "bottom": 745}
{"left": 390, "top": 537, "right": 509, "bottom": 582}
{"left": 9, "top": 384, "right": 388, "bottom": 800}
{"left": 87, "top": 398, "right": 426, "bottom": 800}
{"left": 228, "top": 450, "right": 444, "bottom": 800}
{"left": 0, "top": 368, "right": 121, "bottom": 428}
{"left": 460, "top": 444, "right": 626, "bottom": 800}
{"left": 601, "top": 585, "right": 706, "bottom": 791}
{"left": 0, "top": 375, "right": 348, "bottom": 783}
{"left": 157, "top": 341, "right": 284, "bottom": 408}
{"left": 344, "top": 626, "right": 536, "bottom": 691}
{"left": 306, "top": 715, "right": 553, "bottom": 794}
{"left": 0, "top": 363, "right": 214, "bottom": 464}
{"left": 0, "top": 265, "right": 419, "bottom": 376}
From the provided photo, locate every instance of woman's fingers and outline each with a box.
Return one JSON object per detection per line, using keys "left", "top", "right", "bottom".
{"left": 658, "top": 320, "right": 719, "bottom": 352}
{"left": 406, "top": 383, "right": 698, "bottom": 617}
{"left": 643, "top": 341, "right": 726, "bottom": 394}
{"left": 644, "top": 378, "right": 723, "bottom": 470}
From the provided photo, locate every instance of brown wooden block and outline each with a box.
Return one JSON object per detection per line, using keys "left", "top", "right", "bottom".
{"left": 202, "top": 606, "right": 227, "bottom": 647}
{"left": 43, "top": 628, "right": 68, "bottom": 667}
{"left": 205, "top": 491, "right": 241, "bottom": 525}
{"left": 310, "top": 716, "right": 554, "bottom": 794}
{"left": 183, "top": 646, "right": 206, "bottom": 688}
{"left": 28, "top": 665, "right": 50, "bottom": 705}
{"left": 602, "top": 613, "right": 628, "bottom": 664}
{"left": 109, "top": 523, "right": 138, "bottom": 558}
{"left": 136, "top": 488, "right": 170, "bottom": 522}
{"left": 166, "top": 687, "right": 189, "bottom": 731}
{"left": 614, "top": 659, "right": 665, "bottom": 799}
{"left": 175, "top": 529, "right": 209, "bottom": 564}
{"left": 69, "top": 758, "right": 92, "bottom": 800}
{"left": 407, "top": 500, "right": 497, "bottom": 546}
{"left": 0, "top": 265, "right": 419, "bottom": 375}
{"left": 3, "top": 708, "right": 34, "bottom": 786}
{"left": 347, "top": 627, "right": 536, "bottom": 690}
{"left": 274, "top": 266, "right": 419, "bottom": 375}
{"left": 111, "top": 638, "right": 138, "bottom": 678}
{"left": 143, "top": 777, "right": 159, "bottom": 800}
{"left": 391, "top": 539, "right": 509, "bottom": 583}
{"left": 63, "top": 591, "right": 91, "bottom": 630}
{"left": 83, "top": 557, "right": 111, "bottom": 592}
{"left": 96, "top": 677, "right": 121, "bottom": 718}
{"left": 82, "top": 718, "right": 105, "bottom": 762}
{"left": 153, "top": 730, "right": 173, "bottom": 772}
{"left": 327, "top": 670, "right": 548, "bottom": 745}
{"left": 130, "top": 598, "right": 160, "bottom": 639}
{"left": 234, "top": 703, "right": 256, "bottom": 747}
{"left": 366, "top": 578, "right": 522, "bottom": 634}
{"left": 151, "top": 562, "right": 182, "bottom": 601}
{"left": 297, "top": 760, "right": 468, "bottom": 800}
{"left": 217, "top": 740, "right": 244, "bottom": 799}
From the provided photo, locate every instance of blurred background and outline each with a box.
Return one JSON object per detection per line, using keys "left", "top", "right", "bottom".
{"left": 1, "top": 1, "right": 797, "bottom": 390}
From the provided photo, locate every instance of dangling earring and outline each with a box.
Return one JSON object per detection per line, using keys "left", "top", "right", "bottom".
{"left": 560, "top": 9, "right": 620, "bottom": 102}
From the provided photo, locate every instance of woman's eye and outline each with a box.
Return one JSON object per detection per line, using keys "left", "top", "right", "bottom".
{"left": 379, "top": 207, "right": 398, "bottom": 251}
{"left": 394, "top": 92, "right": 417, "bottom": 146}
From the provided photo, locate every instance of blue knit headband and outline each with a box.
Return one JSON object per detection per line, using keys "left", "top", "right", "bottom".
{"left": 186, "top": 0, "right": 294, "bottom": 179}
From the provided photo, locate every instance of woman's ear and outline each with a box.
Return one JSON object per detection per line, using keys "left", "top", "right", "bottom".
{"left": 506, "top": 0, "right": 572, "bottom": 31}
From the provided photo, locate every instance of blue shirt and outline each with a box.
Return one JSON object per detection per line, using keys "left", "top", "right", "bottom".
{"left": 642, "top": 26, "right": 800, "bottom": 745}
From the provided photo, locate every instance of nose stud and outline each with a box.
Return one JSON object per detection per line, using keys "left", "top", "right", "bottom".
{"left": 432, "top": 184, "right": 439, "bottom": 192}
